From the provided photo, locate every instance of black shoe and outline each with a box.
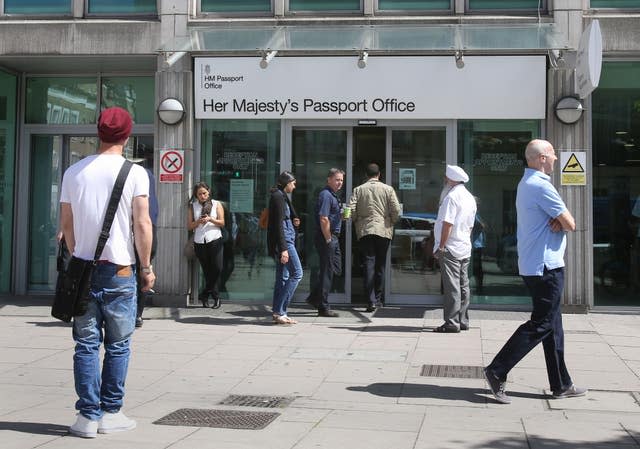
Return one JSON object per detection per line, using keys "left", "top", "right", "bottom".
{"left": 318, "top": 310, "right": 339, "bottom": 317}
{"left": 135, "top": 317, "right": 143, "bottom": 328}
{"left": 460, "top": 323, "right": 469, "bottom": 331}
{"left": 484, "top": 368, "right": 511, "bottom": 404}
{"left": 211, "top": 298, "right": 221, "bottom": 309}
{"left": 365, "top": 305, "right": 377, "bottom": 312}
{"left": 433, "top": 324, "right": 460, "bottom": 333}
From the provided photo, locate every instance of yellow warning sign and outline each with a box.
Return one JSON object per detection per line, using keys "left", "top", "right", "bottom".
{"left": 562, "top": 154, "right": 584, "bottom": 173}
{"left": 560, "top": 151, "right": 586, "bottom": 186}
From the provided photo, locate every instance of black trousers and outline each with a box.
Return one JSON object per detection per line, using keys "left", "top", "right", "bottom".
{"left": 486, "top": 267, "right": 572, "bottom": 393}
{"left": 308, "top": 233, "right": 341, "bottom": 312}
{"left": 194, "top": 237, "right": 224, "bottom": 300}
{"left": 359, "top": 234, "right": 390, "bottom": 306}
{"left": 136, "top": 224, "right": 157, "bottom": 319}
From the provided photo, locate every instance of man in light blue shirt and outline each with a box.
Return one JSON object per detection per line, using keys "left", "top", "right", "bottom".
{"left": 484, "top": 139, "right": 587, "bottom": 404}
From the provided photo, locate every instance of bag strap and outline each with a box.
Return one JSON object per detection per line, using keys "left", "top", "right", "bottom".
{"left": 92, "top": 160, "right": 134, "bottom": 263}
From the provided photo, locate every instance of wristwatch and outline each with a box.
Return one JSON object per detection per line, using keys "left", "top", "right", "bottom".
{"left": 141, "top": 265, "right": 153, "bottom": 274}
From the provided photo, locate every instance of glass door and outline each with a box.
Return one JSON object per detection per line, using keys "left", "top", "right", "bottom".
{"left": 387, "top": 128, "right": 448, "bottom": 305}
{"left": 27, "top": 134, "right": 152, "bottom": 292}
{"left": 291, "top": 127, "right": 350, "bottom": 304}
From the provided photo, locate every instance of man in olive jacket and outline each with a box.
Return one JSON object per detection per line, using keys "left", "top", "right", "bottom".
{"left": 348, "top": 163, "right": 401, "bottom": 312}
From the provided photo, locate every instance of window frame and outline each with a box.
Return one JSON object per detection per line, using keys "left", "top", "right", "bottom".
{"left": 196, "top": 0, "right": 274, "bottom": 17}
{"left": 465, "top": 0, "right": 548, "bottom": 15}
{"left": 375, "top": 0, "right": 453, "bottom": 15}
{"left": 285, "top": 0, "right": 363, "bottom": 16}
{"left": 84, "top": 0, "right": 159, "bottom": 18}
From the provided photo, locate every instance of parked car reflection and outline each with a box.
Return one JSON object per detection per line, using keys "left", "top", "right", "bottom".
{"left": 392, "top": 213, "right": 437, "bottom": 271}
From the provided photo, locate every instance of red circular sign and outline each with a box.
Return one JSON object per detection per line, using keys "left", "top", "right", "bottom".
{"left": 161, "top": 151, "right": 183, "bottom": 174}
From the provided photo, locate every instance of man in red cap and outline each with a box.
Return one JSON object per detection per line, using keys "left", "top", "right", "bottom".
{"left": 60, "top": 106, "right": 155, "bottom": 438}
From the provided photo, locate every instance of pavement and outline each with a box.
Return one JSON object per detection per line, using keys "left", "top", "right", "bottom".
{"left": 1, "top": 298, "right": 640, "bottom": 449}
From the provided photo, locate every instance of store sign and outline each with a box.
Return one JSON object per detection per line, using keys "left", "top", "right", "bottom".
{"left": 194, "top": 56, "right": 545, "bottom": 120}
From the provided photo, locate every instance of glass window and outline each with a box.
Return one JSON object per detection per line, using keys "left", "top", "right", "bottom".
{"left": 289, "top": 0, "right": 360, "bottom": 11}
{"left": 591, "top": 0, "right": 640, "bottom": 7}
{"left": 592, "top": 61, "right": 640, "bottom": 306}
{"left": 468, "top": 0, "right": 544, "bottom": 10}
{"left": 201, "top": 0, "right": 271, "bottom": 12}
{"left": 26, "top": 77, "right": 97, "bottom": 124}
{"left": 88, "top": 0, "right": 157, "bottom": 14}
{"left": 200, "top": 120, "right": 280, "bottom": 301}
{"left": 389, "top": 129, "right": 446, "bottom": 297}
{"left": 4, "top": 0, "right": 71, "bottom": 14}
{"left": 378, "top": 0, "right": 450, "bottom": 10}
{"left": 0, "top": 71, "right": 17, "bottom": 293}
{"left": 458, "top": 120, "right": 540, "bottom": 304}
{"left": 102, "top": 77, "right": 155, "bottom": 124}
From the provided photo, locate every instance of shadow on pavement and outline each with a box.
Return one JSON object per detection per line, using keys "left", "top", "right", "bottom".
{"left": 0, "top": 421, "right": 68, "bottom": 436}
{"left": 347, "top": 382, "right": 547, "bottom": 404}
{"left": 330, "top": 325, "right": 424, "bottom": 333}
{"left": 26, "top": 321, "right": 71, "bottom": 328}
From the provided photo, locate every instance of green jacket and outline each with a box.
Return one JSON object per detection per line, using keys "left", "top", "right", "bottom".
{"left": 348, "top": 178, "right": 401, "bottom": 240}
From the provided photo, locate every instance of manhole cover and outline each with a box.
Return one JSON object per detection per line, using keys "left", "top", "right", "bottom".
{"left": 153, "top": 408, "right": 280, "bottom": 430}
{"left": 219, "top": 394, "right": 294, "bottom": 408}
{"left": 420, "top": 364, "right": 484, "bottom": 379}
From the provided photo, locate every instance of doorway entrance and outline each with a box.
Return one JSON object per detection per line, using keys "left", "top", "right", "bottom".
{"left": 287, "top": 120, "right": 451, "bottom": 306}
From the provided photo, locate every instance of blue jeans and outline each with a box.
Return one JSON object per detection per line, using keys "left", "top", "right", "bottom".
{"left": 73, "top": 262, "right": 137, "bottom": 420}
{"left": 486, "top": 267, "right": 572, "bottom": 393}
{"left": 272, "top": 242, "right": 303, "bottom": 316}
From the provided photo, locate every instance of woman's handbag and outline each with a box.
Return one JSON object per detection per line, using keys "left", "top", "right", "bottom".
{"left": 183, "top": 234, "right": 196, "bottom": 260}
{"left": 51, "top": 160, "right": 133, "bottom": 323}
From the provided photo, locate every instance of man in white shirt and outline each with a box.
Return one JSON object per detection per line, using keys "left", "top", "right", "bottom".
{"left": 433, "top": 165, "right": 477, "bottom": 333}
{"left": 60, "top": 107, "right": 155, "bottom": 438}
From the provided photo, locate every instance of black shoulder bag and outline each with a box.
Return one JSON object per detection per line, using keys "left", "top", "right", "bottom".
{"left": 52, "top": 160, "right": 133, "bottom": 322}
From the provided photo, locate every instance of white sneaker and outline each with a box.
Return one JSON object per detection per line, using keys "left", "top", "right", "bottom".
{"left": 98, "top": 411, "right": 137, "bottom": 434}
{"left": 69, "top": 414, "right": 98, "bottom": 438}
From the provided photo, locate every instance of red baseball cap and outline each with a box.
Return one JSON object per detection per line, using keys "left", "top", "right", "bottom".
{"left": 98, "top": 107, "right": 133, "bottom": 143}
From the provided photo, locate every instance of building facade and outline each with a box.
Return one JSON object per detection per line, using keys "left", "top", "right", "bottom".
{"left": 1, "top": 0, "right": 639, "bottom": 311}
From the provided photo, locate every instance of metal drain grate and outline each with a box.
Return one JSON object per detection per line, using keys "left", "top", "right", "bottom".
{"left": 420, "top": 364, "right": 485, "bottom": 379}
{"left": 219, "top": 394, "right": 294, "bottom": 408}
{"left": 153, "top": 408, "right": 280, "bottom": 430}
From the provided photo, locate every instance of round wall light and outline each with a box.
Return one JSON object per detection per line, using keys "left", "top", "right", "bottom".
{"left": 157, "top": 98, "right": 185, "bottom": 125}
{"left": 555, "top": 96, "right": 584, "bottom": 125}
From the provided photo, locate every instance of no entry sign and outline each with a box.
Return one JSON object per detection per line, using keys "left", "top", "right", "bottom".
{"left": 159, "top": 149, "right": 184, "bottom": 183}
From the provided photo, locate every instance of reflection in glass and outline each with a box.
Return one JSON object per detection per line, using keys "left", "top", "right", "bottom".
{"left": 458, "top": 120, "right": 538, "bottom": 304}
{"left": 4, "top": 0, "right": 71, "bottom": 14}
{"left": 378, "top": 0, "right": 451, "bottom": 10}
{"left": 289, "top": 0, "right": 360, "bottom": 11}
{"left": 200, "top": 120, "right": 280, "bottom": 301}
{"left": 0, "top": 70, "right": 17, "bottom": 292}
{"left": 26, "top": 77, "right": 97, "bottom": 124}
{"left": 88, "top": 0, "right": 156, "bottom": 14}
{"left": 592, "top": 62, "right": 640, "bottom": 306}
{"left": 29, "top": 136, "right": 62, "bottom": 291}
{"left": 202, "top": 0, "right": 271, "bottom": 12}
{"left": 390, "top": 129, "right": 445, "bottom": 296}
{"left": 291, "top": 129, "right": 348, "bottom": 296}
{"left": 102, "top": 77, "right": 155, "bottom": 124}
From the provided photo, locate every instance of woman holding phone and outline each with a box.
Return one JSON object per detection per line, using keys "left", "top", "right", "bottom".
{"left": 188, "top": 182, "right": 225, "bottom": 308}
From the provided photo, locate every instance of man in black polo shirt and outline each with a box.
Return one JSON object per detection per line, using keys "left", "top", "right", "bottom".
{"left": 306, "top": 168, "right": 344, "bottom": 317}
